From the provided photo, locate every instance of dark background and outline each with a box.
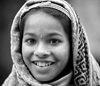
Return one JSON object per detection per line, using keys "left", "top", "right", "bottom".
{"left": 0, "top": 0, "right": 100, "bottom": 85}
{"left": 0, "top": 0, "right": 25, "bottom": 85}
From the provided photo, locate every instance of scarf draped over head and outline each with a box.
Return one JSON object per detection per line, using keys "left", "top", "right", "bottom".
{"left": 2, "top": 0, "right": 100, "bottom": 86}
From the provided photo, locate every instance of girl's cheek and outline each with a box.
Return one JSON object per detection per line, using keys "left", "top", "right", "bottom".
{"left": 52, "top": 45, "right": 68, "bottom": 57}
{"left": 22, "top": 44, "right": 32, "bottom": 59}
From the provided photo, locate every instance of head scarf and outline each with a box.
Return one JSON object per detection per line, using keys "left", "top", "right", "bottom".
{"left": 2, "top": 0, "right": 100, "bottom": 86}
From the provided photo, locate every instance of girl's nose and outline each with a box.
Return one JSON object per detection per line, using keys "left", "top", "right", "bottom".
{"left": 34, "top": 43, "right": 51, "bottom": 58}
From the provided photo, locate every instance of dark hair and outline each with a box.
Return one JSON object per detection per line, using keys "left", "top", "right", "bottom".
{"left": 20, "top": 7, "right": 73, "bottom": 83}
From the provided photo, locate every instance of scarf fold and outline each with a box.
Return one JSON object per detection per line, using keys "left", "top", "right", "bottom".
{"left": 2, "top": 0, "right": 100, "bottom": 86}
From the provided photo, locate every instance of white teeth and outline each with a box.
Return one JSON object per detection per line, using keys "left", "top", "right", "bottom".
{"left": 33, "top": 62, "right": 53, "bottom": 67}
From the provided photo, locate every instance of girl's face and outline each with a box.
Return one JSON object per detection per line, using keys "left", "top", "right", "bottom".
{"left": 22, "top": 11, "right": 70, "bottom": 82}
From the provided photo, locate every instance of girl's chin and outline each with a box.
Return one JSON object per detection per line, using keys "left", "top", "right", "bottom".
{"left": 31, "top": 63, "right": 59, "bottom": 82}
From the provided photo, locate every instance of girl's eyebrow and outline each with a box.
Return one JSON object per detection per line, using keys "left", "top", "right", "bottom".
{"left": 23, "top": 33, "right": 36, "bottom": 37}
{"left": 47, "top": 33, "right": 63, "bottom": 37}
{"left": 23, "top": 32, "right": 63, "bottom": 37}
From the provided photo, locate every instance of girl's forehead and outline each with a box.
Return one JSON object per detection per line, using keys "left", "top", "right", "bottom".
{"left": 20, "top": 7, "right": 71, "bottom": 39}
{"left": 22, "top": 7, "right": 69, "bottom": 26}
{"left": 23, "top": 11, "right": 66, "bottom": 38}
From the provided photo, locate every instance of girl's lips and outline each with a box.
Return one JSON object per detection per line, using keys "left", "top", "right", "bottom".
{"left": 32, "top": 61, "right": 55, "bottom": 67}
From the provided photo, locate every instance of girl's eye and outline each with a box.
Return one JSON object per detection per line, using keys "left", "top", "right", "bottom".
{"left": 26, "top": 39, "right": 36, "bottom": 45}
{"left": 49, "top": 39, "right": 62, "bottom": 45}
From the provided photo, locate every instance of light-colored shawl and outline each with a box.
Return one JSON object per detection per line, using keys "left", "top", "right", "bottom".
{"left": 2, "top": 0, "right": 100, "bottom": 86}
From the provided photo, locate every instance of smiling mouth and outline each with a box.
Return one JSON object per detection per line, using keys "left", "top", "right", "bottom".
{"left": 32, "top": 61, "right": 55, "bottom": 67}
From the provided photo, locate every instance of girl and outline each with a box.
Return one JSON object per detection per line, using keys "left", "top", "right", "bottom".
{"left": 2, "top": 0, "right": 100, "bottom": 86}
